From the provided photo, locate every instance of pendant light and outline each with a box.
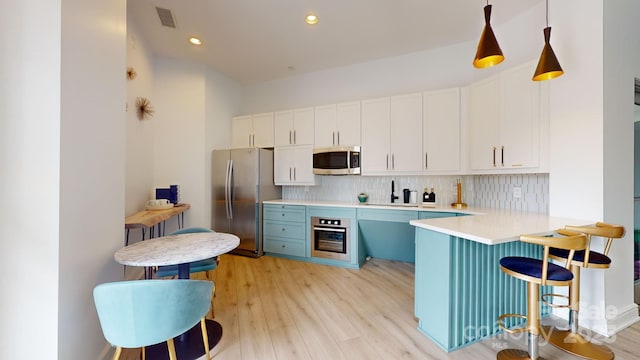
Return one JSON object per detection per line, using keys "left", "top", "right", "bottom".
{"left": 532, "top": 0, "right": 564, "bottom": 81}
{"left": 473, "top": 1, "right": 504, "bottom": 69}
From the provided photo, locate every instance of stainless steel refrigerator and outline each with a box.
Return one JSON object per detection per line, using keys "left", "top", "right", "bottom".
{"left": 212, "top": 148, "right": 281, "bottom": 257}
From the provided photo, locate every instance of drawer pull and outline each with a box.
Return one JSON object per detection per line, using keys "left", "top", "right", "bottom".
{"left": 281, "top": 228, "right": 286, "bottom": 231}
{"left": 282, "top": 244, "right": 286, "bottom": 248}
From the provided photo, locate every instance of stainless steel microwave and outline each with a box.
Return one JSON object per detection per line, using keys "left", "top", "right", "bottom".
{"left": 313, "top": 146, "right": 361, "bottom": 175}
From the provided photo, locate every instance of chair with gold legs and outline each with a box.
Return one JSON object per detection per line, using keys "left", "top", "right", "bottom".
{"left": 542, "top": 222, "right": 625, "bottom": 360}
{"left": 497, "top": 231, "right": 587, "bottom": 360}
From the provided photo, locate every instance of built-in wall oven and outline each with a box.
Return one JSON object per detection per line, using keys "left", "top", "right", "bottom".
{"left": 311, "top": 216, "right": 350, "bottom": 261}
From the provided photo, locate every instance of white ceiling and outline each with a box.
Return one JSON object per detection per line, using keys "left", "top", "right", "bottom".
{"left": 128, "top": 0, "right": 543, "bottom": 85}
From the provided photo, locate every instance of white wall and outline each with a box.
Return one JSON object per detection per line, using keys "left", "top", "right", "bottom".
{"left": 58, "top": 0, "right": 127, "bottom": 358}
{"left": 0, "top": 1, "right": 62, "bottom": 356}
{"left": 125, "top": 12, "right": 156, "bottom": 217}
{"left": 151, "top": 58, "right": 243, "bottom": 232}
{"left": 241, "top": 2, "right": 544, "bottom": 114}
{"left": 547, "top": 0, "right": 639, "bottom": 335}
{"left": 1, "top": 0, "right": 126, "bottom": 358}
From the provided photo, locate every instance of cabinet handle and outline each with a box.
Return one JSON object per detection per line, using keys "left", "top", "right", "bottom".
{"left": 492, "top": 147, "right": 497, "bottom": 167}
{"left": 332, "top": 131, "right": 336, "bottom": 146}
{"left": 392, "top": 154, "right": 395, "bottom": 170}
{"left": 249, "top": 134, "right": 252, "bottom": 147}
{"left": 294, "top": 130, "right": 296, "bottom": 144}
{"left": 425, "top": 152, "right": 428, "bottom": 170}
{"left": 337, "top": 131, "right": 340, "bottom": 145}
{"left": 289, "top": 131, "right": 292, "bottom": 144}
{"left": 501, "top": 146, "right": 505, "bottom": 167}
{"left": 289, "top": 167, "right": 292, "bottom": 181}
{"left": 253, "top": 134, "right": 256, "bottom": 147}
{"left": 281, "top": 228, "right": 285, "bottom": 231}
{"left": 386, "top": 154, "right": 389, "bottom": 169}
{"left": 293, "top": 167, "right": 296, "bottom": 181}
{"left": 282, "top": 244, "right": 286, "bottom": 248}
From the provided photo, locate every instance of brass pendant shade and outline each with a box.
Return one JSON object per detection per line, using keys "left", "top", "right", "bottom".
{"left": 532, "top": 27, "right": 564, "bottom": 81}
{"left": 473, "top": 5, "right": 504, "bottom": 69}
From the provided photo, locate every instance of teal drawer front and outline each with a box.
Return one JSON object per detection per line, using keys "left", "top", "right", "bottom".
{"left": 263, "top": 221, "right": 306, "bottom": 240}
{"left": 264, "top": 238, "right": 305, "bottom": 257}
{"left": 263, "top": 204, "right": 306, "bottom": 222}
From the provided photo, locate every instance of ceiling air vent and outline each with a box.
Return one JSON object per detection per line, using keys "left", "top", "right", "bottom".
{"left": 156, "top": 7, "right": 176, "bottom": 28}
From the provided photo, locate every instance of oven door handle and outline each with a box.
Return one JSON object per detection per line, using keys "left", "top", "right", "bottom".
{"left": 313, "top": 227, "right": 346, "bottom": 232}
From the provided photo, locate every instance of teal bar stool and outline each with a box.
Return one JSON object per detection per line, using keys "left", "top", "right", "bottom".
{"left": 93, "top": 279, "right": 214, "bottom": 360}
{"left": 497, "top": 231, "right": 587, "bottom": 360}
{"left": 542, "top": 222, "right": 625, "bottom": 360}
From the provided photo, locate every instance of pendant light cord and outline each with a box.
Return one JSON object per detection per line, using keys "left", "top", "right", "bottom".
{"left": 546, "top": 0, "right": 549, "bottom": 27}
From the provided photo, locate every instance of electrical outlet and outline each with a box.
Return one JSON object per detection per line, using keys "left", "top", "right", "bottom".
{"left": 513, "top": 187, "right": 522, "bottom": 199}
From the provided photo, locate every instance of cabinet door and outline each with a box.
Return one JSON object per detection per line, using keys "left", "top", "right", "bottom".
{"left": 361, "top": 97, "right": 391, "bottom": 174}
{"left": 314, "top": 104, "right": 337, "bottom": 148}
{"left": 292, "top": 107, "right": 314, "bottom": 145}
{"left": 274, "top": 147, "right": 293, "bottom": 185}
{"left": 292, "top": 145, "right": 315, "bottom": 184}
{"left": 500, "top": 62, "right": 540, "bottom": 169}
{"left": 390, "top": 93, "right": 422, "bottom": 173}
{"left": 252, "top": 112, "right": 274, "bottom": 148}
{"left": 336, "top": 101, "right": 361, "bottom": 146}
{"left": 468, "top": 76, "right": 501, "bottom": 170}
{"left": 423, "top": 88, "right": 461, "bottom": 172}
{"left": 274, "top": 110, "right": 294, "bottom": 147}
{"left": 231, "top": 115, "right": 253, "bottom": 149}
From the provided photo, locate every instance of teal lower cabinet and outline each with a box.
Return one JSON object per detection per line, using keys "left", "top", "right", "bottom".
{"left": 263, "top": 204, "right": 306, "bottom": 257}
{"left": 357, "top": 209, "right": 457, "bottom": 263}
{"left": 414, "top": 228, "right": 551, "bottom": 351}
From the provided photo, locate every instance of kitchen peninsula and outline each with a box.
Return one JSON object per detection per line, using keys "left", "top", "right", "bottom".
{"left": 410, "top": 213, "right": 591, "bottom": 351}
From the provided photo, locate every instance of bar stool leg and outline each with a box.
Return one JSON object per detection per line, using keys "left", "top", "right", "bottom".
{"left": 543, "top": 265, "right": 614, "bottom": 360}
{"left": 498, "top": 282, "right": 545, "bottom": 360}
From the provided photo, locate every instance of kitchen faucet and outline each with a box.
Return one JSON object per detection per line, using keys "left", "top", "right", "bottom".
{"left": 391, "top": 180, "right": 399, "bottom": 203}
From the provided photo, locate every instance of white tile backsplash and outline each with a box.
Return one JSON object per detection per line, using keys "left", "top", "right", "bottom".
{"left": 282, "top": 173, "right": 549, "bottom": 214}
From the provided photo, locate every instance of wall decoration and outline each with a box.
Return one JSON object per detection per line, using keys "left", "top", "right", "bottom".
{"left": 126, "top": 67, "right": 137, "bottom": 80}
{"left": 135, "top": 97, "right": 154, "bottom": 120}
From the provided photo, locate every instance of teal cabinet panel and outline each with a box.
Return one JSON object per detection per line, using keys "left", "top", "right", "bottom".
{"left": 263, "top": 238, "right": 305, "bottom": 257}
{"left": 263, "top": 222, "right": 306, "bottom": 240}
{"left": 418, "top": 211, "right": 458, "bottom": 220}
{"left": 358, "top": 219, "right": 416, "bottom": 262}
{"left": 357, "top": 208, "right": 419, "bottom": 222}
{"left": 263, "top": 204, "right": 306, "bottom": 222}
{"left": 263, "top": 204, "right": 306, "bottom": 257}
{"left": 307, "top": 206, "right": 356, "bottom": 219}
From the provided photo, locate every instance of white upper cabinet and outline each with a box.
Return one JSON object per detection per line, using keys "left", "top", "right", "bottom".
{"left": 274, "top": 107, "right": 314, "bottom": 146}
{"left": 314, "top": 101, "right": 361, "bottom": 148}
{"left": 361, "top": 93, "right": 422, "bottom": 175}
{"left": 274, "top": 145, "right": 317, "bottom": 185}
{"left": 423, "top": 88, "right": 461, "bottom": 173}
{"left": 231, "top": 113, "right": 274, "bottom": 149}
{"left": 468, "top": 61, "right": 541, "bottom": 171}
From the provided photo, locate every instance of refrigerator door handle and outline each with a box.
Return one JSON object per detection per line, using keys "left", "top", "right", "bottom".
{"left": 228, "top": 159, "right": 234, "bottom": 219}
{"left": 225, "top": 160, "right": 231, "bottom": 219}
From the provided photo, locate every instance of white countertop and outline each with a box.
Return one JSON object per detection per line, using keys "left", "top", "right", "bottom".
{"left": 263, "top": 199, "right": 593, "bottom": 246}
{"left": 263, "top": 199, "right": 483, "bottom": 215}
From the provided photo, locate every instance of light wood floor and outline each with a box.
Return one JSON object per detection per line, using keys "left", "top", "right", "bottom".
{"left": 121, "top": 254, "right": 640, "bottom": 359}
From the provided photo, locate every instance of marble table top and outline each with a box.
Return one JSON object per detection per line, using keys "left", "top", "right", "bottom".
{"left": 114, "top": 232, "right": 240, "bottom": 267}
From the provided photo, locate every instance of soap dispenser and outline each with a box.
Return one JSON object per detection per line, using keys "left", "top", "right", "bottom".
{"left": 428, "top": 187, "right": 436, "bottom": 203}
{"left": 422, "top": 188, "right": 430, "bottom": 202}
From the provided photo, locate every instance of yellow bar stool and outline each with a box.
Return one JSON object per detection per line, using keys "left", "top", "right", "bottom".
{"left": 542, "top": 222, "right": 625, "bottom": 360}
{"left": 497, "top": 232, "right": 587, "bottom": 360}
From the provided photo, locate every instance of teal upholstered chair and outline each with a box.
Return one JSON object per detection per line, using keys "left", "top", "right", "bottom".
{"left": 155, "top": 227, "right": 219, "bottom": 317}
{"left": 93, "top": 279, "right": 213, "bottom": 360}
{"left": 155, "top": 227, "right": 219, "bottom": 279}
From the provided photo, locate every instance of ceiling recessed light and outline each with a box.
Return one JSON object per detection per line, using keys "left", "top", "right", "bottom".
{"left": 189, "top": 37, "right": 202, "bottom": 45}
{"left": 305, "top": 14, "right": 318, "bottom": 25}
